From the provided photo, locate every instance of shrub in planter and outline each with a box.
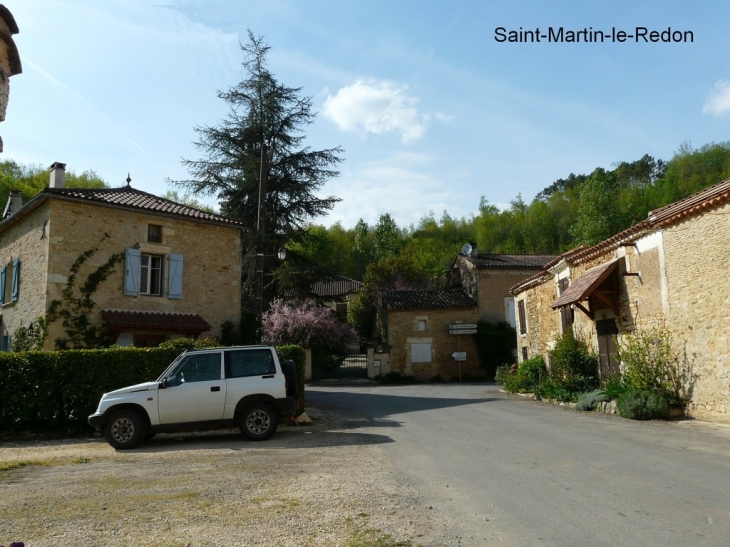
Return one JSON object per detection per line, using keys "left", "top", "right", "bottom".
{"left": 617, "top": 390, "right": 670, "bottom": 420}
{"left": 600, "top": 374, "right": 629, "bottom": 400}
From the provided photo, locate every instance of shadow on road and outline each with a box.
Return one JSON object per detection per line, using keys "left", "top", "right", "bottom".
{"left": 305, "top": 386, "right": 503, "bottom": 424}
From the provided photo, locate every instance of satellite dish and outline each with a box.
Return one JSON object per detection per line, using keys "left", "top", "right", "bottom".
{"left": 461, "top": 243, "right": 472, "bottom": 255}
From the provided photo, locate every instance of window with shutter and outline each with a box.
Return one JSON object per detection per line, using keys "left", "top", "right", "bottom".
{"left": 11, "top": 258, "right": 20, "bottom": 302}
{"left": 518, "top": 300, "right": 527, "bottom": 335}
{"left": 124, "top": 248, "right": 141, "bottom": 296}
{"left": 411, "top": 343, "right": 432, "bottom": 363}
{"left": 168, "top": 254, "right": 183, "bottom": 299}
{"left": 558, "top": 278, "right": 574, "bottom": 332}
{"left": 0, "top": 264, "right": 6, "bottom": 305}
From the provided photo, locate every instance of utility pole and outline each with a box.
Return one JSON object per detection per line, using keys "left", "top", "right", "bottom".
{"left": 254, "top": 142, "right": 268, "bottom": 343}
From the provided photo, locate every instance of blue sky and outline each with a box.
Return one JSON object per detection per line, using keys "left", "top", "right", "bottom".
{"left": 3, "top": 0, "right": 730, "bottom": 229}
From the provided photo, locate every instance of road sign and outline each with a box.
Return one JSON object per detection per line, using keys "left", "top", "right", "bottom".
{"left": 450, "top": 323, "right": 477, "bottom": 334}
{"left": 449, "top": 323, "right": 477, "bottom": 330}
{"left": 452, "top": 352, "right": 467, "bottom": 361}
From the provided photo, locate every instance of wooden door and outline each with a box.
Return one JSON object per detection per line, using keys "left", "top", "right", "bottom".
{"left": 596, "top": 319, "right": 619, "bottom": 379}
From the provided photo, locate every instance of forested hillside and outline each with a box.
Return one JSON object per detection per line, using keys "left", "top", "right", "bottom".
{"left": 285, "top": 141, "right": 730, "bottom": 288}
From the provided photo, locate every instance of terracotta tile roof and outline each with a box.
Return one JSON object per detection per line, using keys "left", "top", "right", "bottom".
{"left": 102, "top": 310, "right": 211, "bottom": 333}
{"left": 381, "top": 289, "right": 476, "bottom": 311}
{"left": 460, "top": 253, "right": 558, "bottom": 269}
{"left": 283, "top": 276, "right": 363, "bottom": 299}
{"left": 550, "top": 259, "right": 619, "bottom": 309}
{"left": 42, "top": 186, "right": 247, "bottom": 228}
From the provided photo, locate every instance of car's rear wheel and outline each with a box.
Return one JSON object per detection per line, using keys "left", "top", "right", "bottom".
{"left": 238, "top": 403, "right": 278, "bottom": 441}
{"left": 104, "top": 410, "right": 147, "bottom": 449}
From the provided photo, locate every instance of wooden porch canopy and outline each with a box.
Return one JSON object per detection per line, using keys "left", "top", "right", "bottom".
{"left": 550, "top": 259, "right": 620, "bottom": 319}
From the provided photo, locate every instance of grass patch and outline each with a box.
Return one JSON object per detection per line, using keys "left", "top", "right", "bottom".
{"left": 72, "top": 457, "right": 91, "bottom": 464}
{"left": 348, "top": 529, "right": 412, "bottom": 547}
{"left": 0, "top": 459, "right": 52, "bottom": 472}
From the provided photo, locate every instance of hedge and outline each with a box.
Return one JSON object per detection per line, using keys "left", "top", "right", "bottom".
{"left": 0, "top": 344, "right": 306, "bottom": 433}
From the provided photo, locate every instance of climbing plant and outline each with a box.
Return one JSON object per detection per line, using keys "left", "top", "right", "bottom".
{"left": 46, "top": 234, "right": 130, "bottom": 349}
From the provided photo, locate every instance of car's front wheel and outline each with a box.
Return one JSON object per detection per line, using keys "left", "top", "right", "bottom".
{"left": 104, "top": 409, "right": 147, "bottom": 449}
{"left": 238, "top": 403, "right": 278, "bottom": 441}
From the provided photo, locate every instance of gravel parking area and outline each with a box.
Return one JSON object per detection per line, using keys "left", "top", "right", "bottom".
{"left": 0, "top": 404, "right": 442, "bottom": 547}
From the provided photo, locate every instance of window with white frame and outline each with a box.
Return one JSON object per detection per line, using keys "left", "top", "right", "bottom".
{"left": 124, "top": 248, "right": 183, "bottom": 299}
{"left": 411, "top": 343, "right": 432, "bottom": 363}
{"left": 140, "top": 254, "right": 163, "bottom": 296}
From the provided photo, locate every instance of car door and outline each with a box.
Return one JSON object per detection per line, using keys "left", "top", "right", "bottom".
{"left": 223, "top": 348, "right": 281, "bottom": 418}
{"left": 157, "top": 352, "right": 227, "bottom": 424}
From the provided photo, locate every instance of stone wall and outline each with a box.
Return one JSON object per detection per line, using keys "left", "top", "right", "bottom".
{"left": 0, "top": 203, "right": 51, "bottom": 340}
{"left": 661, "top": 203, "right": 730, "bottom": 422}
{"left": 42, "top": 199, "right": 242, "bottom": 347}
{"left": 477, "top": 268, "right": 539, "bottom": 324}
{"left": 386, "top": 308, "right": 481, "bottom": 381}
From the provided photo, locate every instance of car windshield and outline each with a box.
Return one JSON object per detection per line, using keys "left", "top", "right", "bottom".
{"left": 156, "top": 351, "right": 189, "bottom": 382}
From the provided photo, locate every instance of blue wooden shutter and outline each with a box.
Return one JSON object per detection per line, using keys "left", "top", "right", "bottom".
{"left": 0, "top": 265, "right": 6, "bottom": 305}
{"left": 168, "top": 254, "right": 183, "bottom": 299}
{"left": 11, "top": 258, "right": 20, "bottom": 302}
{"left": 124, "top": 248, "right": 141, "bottom": 296}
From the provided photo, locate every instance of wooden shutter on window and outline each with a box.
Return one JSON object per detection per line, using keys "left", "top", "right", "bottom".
{"left": 518, "top": 300, "right": 527, "bottom": 334}
{"left": 558, "top": 278, "right": 574, "bottom": 331}
{"left": 11, "top": 258, "right": 20, "bottom": 302}
{"left": 0, "top": 265, "right": 6, "bottom": 305}
{"left": 124, "top": 248, "right": 141, "bottom": 296}
{"left": 168, "top": 254, "right": 183, "bottom": 299}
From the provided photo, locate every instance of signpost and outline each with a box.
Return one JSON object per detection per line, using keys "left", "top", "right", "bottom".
{"left": 449, "top": 322, "right": 477, "bottom": 381}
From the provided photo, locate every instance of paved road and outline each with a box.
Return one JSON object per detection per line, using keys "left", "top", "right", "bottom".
{"left": 306, "top": 383, "right": 730, "bottom": 547}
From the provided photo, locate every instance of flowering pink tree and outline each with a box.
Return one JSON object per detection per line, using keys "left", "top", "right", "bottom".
{"left": 263, "top": 299, "right": 359, "bottom": 349}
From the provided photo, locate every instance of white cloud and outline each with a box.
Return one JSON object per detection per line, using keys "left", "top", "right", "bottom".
{"left": 322, "top": 80, "right": 429, "bottom": 143}
{"left": 703, "top": 81, "right": 730, "bottom": 116}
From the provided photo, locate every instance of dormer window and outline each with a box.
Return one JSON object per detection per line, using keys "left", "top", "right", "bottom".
{"left": 148, "top": 224, "right": 163, "bottom": 243}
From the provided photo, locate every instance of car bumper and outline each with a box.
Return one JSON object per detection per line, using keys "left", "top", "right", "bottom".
{"left": 88, "top": 412, "right": 104, "bottom": 431}
{"left": 274, "top": 397, "right": 296, "bottom": 417}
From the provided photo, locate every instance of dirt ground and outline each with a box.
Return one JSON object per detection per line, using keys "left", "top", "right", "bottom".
{"left": 0, "top": 404, "right": 444, "bottom": 547}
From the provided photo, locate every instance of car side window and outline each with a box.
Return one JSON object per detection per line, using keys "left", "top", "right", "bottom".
{"left": 226, "top": 349, "right": 276, "bottom": 378}
{"left": 175, "top": 353, "right": 222, "bottom": 383}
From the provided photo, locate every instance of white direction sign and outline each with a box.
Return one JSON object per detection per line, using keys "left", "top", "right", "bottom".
{"left": 449, "top": 323, "right": 477, "bottom": 335}
{"left": 452, "top": 352, "right": 467, "bottom": 361}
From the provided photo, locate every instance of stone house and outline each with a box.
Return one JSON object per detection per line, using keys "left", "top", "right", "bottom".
{"left": 375, "top": 247, "right": 557, "bottom": 380}
{"left": 0, "top": 163, "right": 246, "bottom": 350}
{"left": 449, "top": 246, "right": 558, "bottom": 327}
{"left": 378, "top": 289, "right": 480, "bottom": 381}
{"left": 510, "top": 179, "right": 730, "bottom": 423}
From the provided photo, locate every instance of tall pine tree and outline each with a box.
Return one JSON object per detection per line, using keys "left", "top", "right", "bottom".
{"left": 172, "top": 32, "right": 343, "bottom": 312}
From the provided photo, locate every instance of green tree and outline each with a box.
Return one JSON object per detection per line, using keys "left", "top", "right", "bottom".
{"left": 1, "top": 159, "right": 107, "bottom": 206}
{"left": 570, "top": 168, "right": 623, "bottom": 246}
{"left": 170, "top": 32, "right": 343, "bottom": 310}
{"left": 161, "top": 190, "right": 216, "bottom": 213}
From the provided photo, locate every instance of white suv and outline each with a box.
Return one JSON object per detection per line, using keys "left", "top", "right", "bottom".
{"left": 88, "top": 346, "right": 297, "bottom": 449}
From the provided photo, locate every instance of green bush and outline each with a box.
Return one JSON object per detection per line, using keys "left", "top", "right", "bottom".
{"left": 549, "top": 330, "right": 598, "bottom": 380}
{"left": 616, "top": 328, "right": 693, "bottom": 405}
{"left": 575, "top": 389, "right": 611, "bottom": 411}
{"left": 0, "top": 347, "right": 180, "bottom": 432}
{"left": 494, "top": 364, "right": 513, "bottom": 385}
{"left": 503, "top": 356, "right": 546, "bottom": 393}
{"left": 600, "top": 374, "right": 629, "bottom": 400}
{"left": 473, "top": 321, "right": 517, "bottom": 380}
{"left": 616, "top": 390, "right": 670, "bottom": 420}
{"left": 157, "top": 337, "right": 220, "bottom": 352}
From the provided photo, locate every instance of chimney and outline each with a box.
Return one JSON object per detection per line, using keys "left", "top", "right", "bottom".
{"left": 470, "top": 241, "right": 478, "bottom": 258}
{"left": 49, "top": 162, "right": 66, "bottom": 188}
{"left": 2, "top": 190, "right": 22, "bottom": 219}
